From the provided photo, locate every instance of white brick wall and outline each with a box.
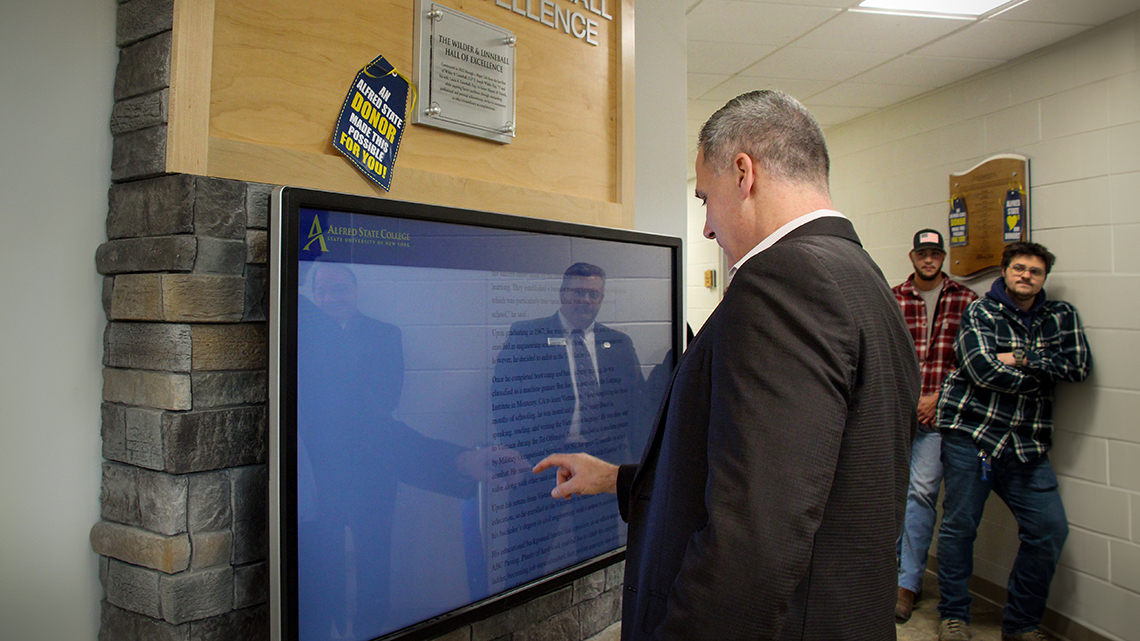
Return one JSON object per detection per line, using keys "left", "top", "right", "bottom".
{"left": 823, "top": 10, "right": 1140, "bottom": 640}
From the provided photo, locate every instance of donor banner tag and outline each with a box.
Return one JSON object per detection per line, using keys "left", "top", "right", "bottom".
{"left": 333, "top": 55, "right": 413, "bottom": 191}
{"left": 1004, "top": 188, "right": 1025, "bottom": 242}
{"left": 949, "top": 197, "right": 968, "bottom": 248}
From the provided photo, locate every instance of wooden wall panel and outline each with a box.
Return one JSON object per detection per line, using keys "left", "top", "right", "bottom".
{"left": 207, "top": 137, "right": 622, "bottom": 225}
{"left": 167, "top": 0, "right": 215, "bottom": 176}
{"left": 185, "top": 0, "right": 632, "bottom": 225}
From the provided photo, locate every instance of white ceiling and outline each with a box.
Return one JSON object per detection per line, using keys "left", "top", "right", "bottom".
{"left": 686, "top": 0, "right": 1140, "bottom": 169}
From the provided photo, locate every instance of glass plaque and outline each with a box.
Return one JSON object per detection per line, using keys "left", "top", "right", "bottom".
{"left": 412, "top": 1, "right": 517, "bottom": 144}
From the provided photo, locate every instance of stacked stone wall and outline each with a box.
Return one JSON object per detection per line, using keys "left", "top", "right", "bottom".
{"left": 94, "top": 166, "right": 274, "bottom": 638}
{"left": 92, "top": 1, "right": 623, "bottom": 639}
{"left": 93, "top": 3, "right": 273, "bottom": 637}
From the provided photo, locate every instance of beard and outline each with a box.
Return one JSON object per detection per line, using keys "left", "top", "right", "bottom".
{"left": 915, "top": 269, "right": 939, "bottom": 282}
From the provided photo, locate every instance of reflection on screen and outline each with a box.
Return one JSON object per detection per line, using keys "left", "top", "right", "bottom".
{"left": 293, "top": 209, "right": 673, "bottom": 640}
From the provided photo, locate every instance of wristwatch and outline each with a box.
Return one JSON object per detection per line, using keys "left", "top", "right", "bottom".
{"left": 1012, "top": 347, "right": 1026, "bottom": 368}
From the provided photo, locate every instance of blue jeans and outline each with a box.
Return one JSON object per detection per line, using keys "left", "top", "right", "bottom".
{"left": 937, "top": 430, "right": 1068, "bottom": 634}
{"left": 898, "top": 428, "right": 942, "bottom": 593}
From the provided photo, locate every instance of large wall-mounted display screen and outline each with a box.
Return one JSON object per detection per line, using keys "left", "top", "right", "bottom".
{"left": 269, "top": 188, "right": 682, "bottom": 641}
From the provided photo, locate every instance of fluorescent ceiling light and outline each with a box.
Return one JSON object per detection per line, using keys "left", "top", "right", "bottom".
{"left": 857, "top": 0, "right": 1011, "bottom": 16}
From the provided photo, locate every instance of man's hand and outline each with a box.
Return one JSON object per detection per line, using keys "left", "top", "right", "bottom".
{"left": 917, "top": 393, "right": 939, "bottom": 425}
{"left": 997, "top": 352, "right": 1017, "bottom": 367}
{"left": 533, "top": 453, "right": 619, "bottom": 499}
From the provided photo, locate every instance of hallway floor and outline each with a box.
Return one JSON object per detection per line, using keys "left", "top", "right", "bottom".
{"left": 897, "top": 571, "right": 1014, "bottom": 641}
{"left": 586, "top": 571, "right": 1026, "bottom": 641}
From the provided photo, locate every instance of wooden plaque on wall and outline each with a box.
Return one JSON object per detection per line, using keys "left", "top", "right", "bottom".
{"left": 947, "top": 154, "right": 1030, "bottom": 277}
{"left": 167, "top": 0, "right": 635, "bottom": 228}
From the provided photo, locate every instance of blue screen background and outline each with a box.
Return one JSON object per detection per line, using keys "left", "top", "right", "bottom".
{"left": 293, "top": 209, "right": 674, "bottom": 640}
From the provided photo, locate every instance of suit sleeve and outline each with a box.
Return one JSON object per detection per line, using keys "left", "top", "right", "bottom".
{"left": 651, "top": 248, "right": 858, "bottom": 640}
{"left": 390, "top": 419, "right": 478, "bottom": 499}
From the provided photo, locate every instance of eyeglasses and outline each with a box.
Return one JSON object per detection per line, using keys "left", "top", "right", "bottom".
{"left": 1008, "top": 264, "right": 1046, "bottom": 278}
{"left": 563, "top": 287, "right": 604, "bottom": 301}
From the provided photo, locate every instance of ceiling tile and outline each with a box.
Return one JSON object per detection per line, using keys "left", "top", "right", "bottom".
{"left": 792, "top": 10, "right": 972, "bottom": 54}
{"left": 727, "top": 0, "right": 857, "bottom": 7}
{"left": 916, "top": 18, "right": 1091, "bottom": 60}
{"left": 852, "top": 54, "right": 1005, "bottom": 87}
{"left": 687, "top": 1, "right": 841, "bottom": 46}
{"left": 700, "top": 75, "right": 835, "bottom": 103}
{"left": 683, "top": 0, "right": 1136, "bottom": 132}
{"left": 992, "top": 0, "right": 1140, "bottom": 26}
{"left": 688, "top": 40, "right": 776, "bottom": 76}
{"left": 739, "top": 47, "right": 896, "bottom": 81}
{"left": 806, "top": 81, "right": 929, "bottom": 108}
{"left": 806, "top": 104, "right": 877, "bottom": 127}
{"left": 689, "top": 73, "right": 732, "bottom": 99}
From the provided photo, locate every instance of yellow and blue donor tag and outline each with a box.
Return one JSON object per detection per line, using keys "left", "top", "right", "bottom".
{"left": 949, "top": 196, "right": 968, "bottom": 248}
{"left": 333, "top": 55, "right": 414, "bottom": 191}
{"left": 1004, "top": 187, "right": 1025, "bottom": 242}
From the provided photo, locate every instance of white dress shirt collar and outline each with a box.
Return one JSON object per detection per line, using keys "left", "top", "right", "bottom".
{"left": 727, "top": 209, "right": 846, "bottom": 285}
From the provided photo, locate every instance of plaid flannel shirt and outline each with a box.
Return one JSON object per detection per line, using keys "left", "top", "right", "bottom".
{"left": 937, "top": 291, "right": 1091, "bottom": 462}
{"left": 892, "top": 274, "right": 977, "bottom": 397}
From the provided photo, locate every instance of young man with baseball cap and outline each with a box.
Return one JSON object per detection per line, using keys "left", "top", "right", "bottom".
{"left": 892, "top": 229, "right": 977, "bottom": 622}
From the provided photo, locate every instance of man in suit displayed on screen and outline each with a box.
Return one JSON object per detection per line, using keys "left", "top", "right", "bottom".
{"left": 534, "top": 90, "right": 919, "bottom": 640}
{"left": 492, "top": 262, "right": 646, "bottom": 463}
{"left": 297, "top": 262, "right": 479, "bottom": 641}
{"left": 487, "top": 263, "right": 650, "bottom": 582}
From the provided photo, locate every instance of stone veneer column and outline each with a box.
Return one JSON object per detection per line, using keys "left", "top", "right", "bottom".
{"left": 91, "top": 1, "right": 624, "bottom": 640}
{"left": 92, "top": 1, "right": 272, "bottom": 638}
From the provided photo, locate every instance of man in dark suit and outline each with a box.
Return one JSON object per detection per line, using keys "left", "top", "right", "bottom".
{"left": 492, "top": 263, "right": 646, "bottom": 463}
{"left": 297, "top": 263, "right": 478, "bottom": 640}
{"left": 535, "top": 90, "right": 919, "bottom": 640}
{"left": 488, "top": 263, "right": 648, "bottom": 584}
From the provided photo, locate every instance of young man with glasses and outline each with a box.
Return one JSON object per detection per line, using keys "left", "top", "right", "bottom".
{"left": 935, "top": 242, "right": 1091, "bottom": 641}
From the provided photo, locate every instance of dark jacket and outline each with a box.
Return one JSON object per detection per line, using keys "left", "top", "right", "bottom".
{"left": 492, "top": 312, "right": 647, "bottom": 461}
{"left": 936, "top": 277, "right": 1091, "bottom": 461}
{"left": 617, "top": 217, "right": 918, "bottom": 640}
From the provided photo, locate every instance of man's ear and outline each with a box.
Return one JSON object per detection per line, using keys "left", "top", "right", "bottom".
{"left": 733, "top": 153, "right": 755, "bottom": 197}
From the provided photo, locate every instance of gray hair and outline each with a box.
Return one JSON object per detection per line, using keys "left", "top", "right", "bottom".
{"left": 562, "top": 262, "right": 605, "bottom": 288}
{"left": 698, "top": 90, "right": 830, "bottom": 193}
